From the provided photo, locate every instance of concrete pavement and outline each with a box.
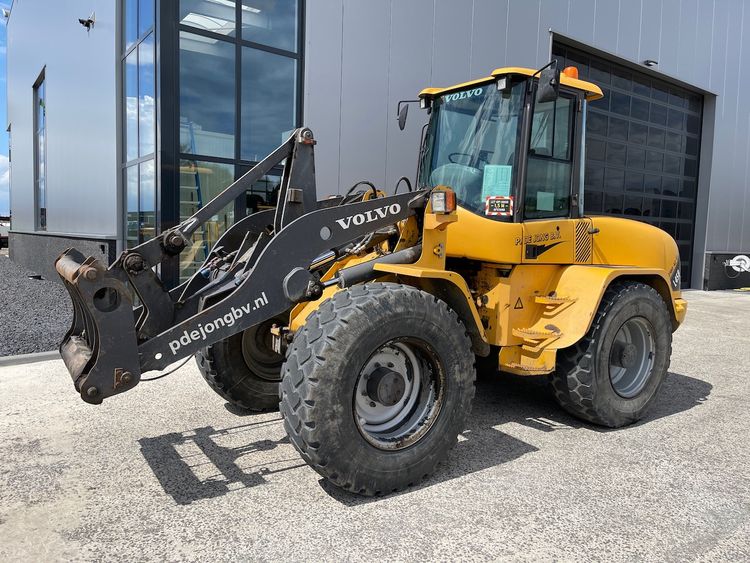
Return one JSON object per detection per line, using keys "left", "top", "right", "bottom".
{"left": 0, "top": 290, "right": 748, "bottom": 561}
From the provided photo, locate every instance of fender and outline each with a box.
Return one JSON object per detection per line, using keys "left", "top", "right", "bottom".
{"left": 537, "top": 265, "right": 685, "bottom": 351}
{"left": 372, "top": 262, "right": 490, "bottom": 357}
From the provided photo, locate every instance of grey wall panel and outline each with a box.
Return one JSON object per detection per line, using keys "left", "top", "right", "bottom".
{"left": 302, "top": 0, "right": 344, "bottom": 196}
{"left": 658, "top": 0, "right": 682, "bottom": 77}
{"left": 505, "top": 0, "right": 541, "bottom": 68}
{"left": 567, "top": 0, "right": 597, "bottom": 44}
{"left": 431, "top": 2, "right": 473, "bottom": 86}
{"left": 593, "top": 0, "right": 620, "bottom": 54}
{"left": 471, "top": 0, "right": 510, "bottom": 77}
{"left": 7, "top": 0, "right": 118, "bottom": 236}
{"left": 337, "top": 1, "right": 390, "bottom": 192}
{"left": 616, "top": 0, "right": 641, "bottom": 62}
{"left": 723, "top": 0, "right": 746, "bottom": 250}
{"left": 384, "top": 0, "right": 434, "bottom": 193}
{"left": 693, "top": 0, "right": 715, "bottom": 89}
{"left": 639, "top": 0, "right": 662, "bottom": 69}
{"left": 537, "top": 0, "right": 569, "bottom": 64}
{"left": 676, "top": 0, "right": 698, "bottom": 82}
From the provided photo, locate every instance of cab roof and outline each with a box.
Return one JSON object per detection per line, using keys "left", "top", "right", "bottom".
{"left": 419, "top": 66, "right": 604, "bottom": 101}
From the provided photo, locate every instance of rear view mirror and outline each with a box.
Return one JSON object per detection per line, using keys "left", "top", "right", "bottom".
{"left": 397, "top": 103, "right": 409, "bottom": 131}
{"left": 537, "top": 61, "right": 560, "bottom": 103}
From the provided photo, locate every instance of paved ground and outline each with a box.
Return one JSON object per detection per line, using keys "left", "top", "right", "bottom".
{"left": 0, "top": 250, "right": 72, "bottom": 356}
{"left": 0, "top": 290, "right": 748, "bottom": 561}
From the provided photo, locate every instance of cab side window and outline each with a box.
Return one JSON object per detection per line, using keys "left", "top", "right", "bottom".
{"left": 524, "top": 94, "right": 575, "bottom": 219}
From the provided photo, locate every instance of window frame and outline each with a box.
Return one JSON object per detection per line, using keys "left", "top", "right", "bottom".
{"left": 517, "top": 82, "right": 584, "bottom": 222}
{"left": 176, "top": 0, "right": 304, "bottom": 167}
{"left": 121, "top": 0, "right": 156, "bottom": 248}
{"left": 33, "top": 69, "right": 47, "bottom": 231}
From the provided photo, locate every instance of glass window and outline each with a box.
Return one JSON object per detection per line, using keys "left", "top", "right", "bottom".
{"left": 180, "top": 0, "right": 236, "bottom": 36}
{"left": 125, "top": 51, "right": 138, "bottom": 161}
{"left": 241, "top": 47, "right": 296, "bottom": 160}
{"left": 34, "top": 77, "right": 46, "bottom": 230}
{"left": 529, "top": 96, "right": 573, "bottom": 159}
{"left": 138, "top": 0, "right": 154, "bottom": 37}
{"left": 180, "top": 32, "right": 235, "bottom": 158}
{"left": 421, "top": 81, "right": 525, "bottom": 219}
{"left": 126, "top": 165, "right": 139, "bottom": 248}
{"left": 238, "top": 168, "right": 281, "bottom": 213}
{"left": 139, "top": 160, "right": 156, "bottom": 242}
{"left": 125, "top": 0, "right": 138, "bottom": 50}
{"left": 138, "top": 33, "right": 155, "bottom": 156}
{"left": 242, "top": 0, "right": 297, "bottom": 52}
{"left": 179, "top": 159, "right": 235, "bottom": 279}
{"left": 524, "top": 94, "right": 574, "bottom": 219}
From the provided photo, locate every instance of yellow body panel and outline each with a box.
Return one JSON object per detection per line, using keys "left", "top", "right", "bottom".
{"left": 419, "top": 66, "right": 603, "bottom": 101}
{"left": 445, "top": 207, "right": 522, "bottom": 263}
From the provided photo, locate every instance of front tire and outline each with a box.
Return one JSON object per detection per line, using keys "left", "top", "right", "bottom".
{"left": 280, "top": 283, "right": 476, "bottom": 496}
{"left": 195, "top": 315, "right": 287, "bottom": 411}
{"left": 550, "top": 281, "right": 673, "bottom": 428}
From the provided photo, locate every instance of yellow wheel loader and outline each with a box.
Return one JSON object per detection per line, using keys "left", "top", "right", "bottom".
{"left": 56, "top": 61, "right": 687, "bottom": 496}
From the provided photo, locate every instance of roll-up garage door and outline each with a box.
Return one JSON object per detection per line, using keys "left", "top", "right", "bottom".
{"left": 552, "top": 43, "right": 702, "bottom": 287}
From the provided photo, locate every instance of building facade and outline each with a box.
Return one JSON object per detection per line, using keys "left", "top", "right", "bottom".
{"left": 6, "top": 0, "right": 750, "bottom": 289}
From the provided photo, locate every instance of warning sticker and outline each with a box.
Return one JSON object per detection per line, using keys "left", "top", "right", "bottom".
{"left": 485, "top": 196, "right": 513, "bottom": 216}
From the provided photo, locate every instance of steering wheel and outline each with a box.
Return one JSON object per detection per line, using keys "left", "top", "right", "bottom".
{"left": 448, "top": 152, "right": 472, "bottom": 165}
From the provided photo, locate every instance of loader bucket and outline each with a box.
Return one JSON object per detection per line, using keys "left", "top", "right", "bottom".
{"left": 56, "top": 248, "right": 142, "bottom": 404}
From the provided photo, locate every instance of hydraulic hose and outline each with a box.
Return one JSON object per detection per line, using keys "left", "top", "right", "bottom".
{"left": 327, "top": 245, "right": 422, "bottom": 288}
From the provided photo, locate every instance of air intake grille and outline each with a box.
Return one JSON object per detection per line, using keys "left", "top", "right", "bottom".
{"left": 575, "top": 221, "right": 592, "bottom": 263}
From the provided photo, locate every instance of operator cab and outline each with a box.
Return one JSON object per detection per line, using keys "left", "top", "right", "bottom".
{"left": 417, "top": 65, "right": 603, "bottom": 224}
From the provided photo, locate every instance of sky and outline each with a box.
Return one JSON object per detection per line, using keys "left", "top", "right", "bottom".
{"left": 0, "top": 5, "right": 9, "bottom": 216}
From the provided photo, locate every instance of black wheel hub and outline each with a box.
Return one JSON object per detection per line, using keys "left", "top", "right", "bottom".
{"left": 366, "top": 366, "right": 406, "bottom": 407}
{"left": 614, "top": 342, "right": 638, "bottom": 368}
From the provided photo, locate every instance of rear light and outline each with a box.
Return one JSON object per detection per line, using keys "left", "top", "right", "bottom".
{"left": 430, "top": 189, "right": 456, "bottom": 213}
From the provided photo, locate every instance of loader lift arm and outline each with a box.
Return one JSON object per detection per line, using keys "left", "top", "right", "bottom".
{"left": 56, "top": 128, "right": 428, "bottom": 404}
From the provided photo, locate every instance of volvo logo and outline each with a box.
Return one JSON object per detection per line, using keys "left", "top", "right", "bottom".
{"left": 335, "top": 204, "right": 402, "bottom": 230}
{"left": 443, "top": 88, "right": 484, "bottom": 102}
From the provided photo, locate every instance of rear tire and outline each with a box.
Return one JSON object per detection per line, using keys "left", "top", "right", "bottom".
{"left": 196, "top": 315, "right": 287, "bottom": 412}
{"left": 550, "top": 281, "right": 672, "bottom": 428}
{"left": 279, "top": 283, "right": 476, "bottom": 496}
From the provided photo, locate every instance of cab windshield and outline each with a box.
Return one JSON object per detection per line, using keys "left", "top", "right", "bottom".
{"left": 419, "top": 80, "right": 525, "bottom": 219}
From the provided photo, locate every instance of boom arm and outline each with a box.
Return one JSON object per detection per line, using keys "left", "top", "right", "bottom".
{"left": 56, "top": 128, "right": 428, "bottom": 404}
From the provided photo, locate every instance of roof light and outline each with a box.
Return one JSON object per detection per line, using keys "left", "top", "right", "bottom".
{"left": 562, "top": 66, "right": 579, "bottom": 79}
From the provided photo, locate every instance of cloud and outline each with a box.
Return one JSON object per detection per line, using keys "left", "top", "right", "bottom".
{"left": 0, "top": 153, "right": 8, "bottom": 216}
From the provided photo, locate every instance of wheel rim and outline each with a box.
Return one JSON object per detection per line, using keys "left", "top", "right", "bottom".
{"left": 240, "top": 318, "right": 284, "bottom": 382}
{"left": 609, "top": 317, "right": 656, "bottom": 398}
{"left": 353, "top": 339, "right": 444, "bottom": 451}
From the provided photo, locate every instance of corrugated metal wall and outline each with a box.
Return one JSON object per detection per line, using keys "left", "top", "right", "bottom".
{"left": 6, "top": 0, "right": 119, "bottom": 236}
{"left": 304, "top": 0, "right": 749, "bottom": 288}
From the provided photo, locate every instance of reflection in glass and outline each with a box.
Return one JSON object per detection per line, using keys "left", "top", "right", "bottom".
{"left": 138, "top": 33, "right": 156, "bottom": 156}
{"left": 125, "top": 0, "right": 138, "bottom": 49}
{"left": 180, "top": 0, "right": 236, "bottom": 35}
{"left": 126, "top": 165, "right": 139, "bottom": 248}
{"left": 242, "top": 0, "right": 298, "bottom": 52}
{"left": 138, "top": 0, "right": 154, "bottom": 37}
{"left": 34, "top": 79, "right": 46, "bottom": 230}
{"left": 179, "top": 160, "right": 235, "bottom": 279}
{"left": 241, "top": 48, "right": 296, "bottom": 160}
{"left": 246, "top": 173, "right": 280, "bottom": 213}
{"left": 180, "top": 32, "right": 235, "bottom": 158}
{"left": 125, "top": 51, "right": 138, "bottom": 161}
{"left": 139, "top": 159, "right": 156, "bottom": 242}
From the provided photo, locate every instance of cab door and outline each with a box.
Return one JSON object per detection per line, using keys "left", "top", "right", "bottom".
{"left": 520, "top": 88, "right": 592, "bottom": 264}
